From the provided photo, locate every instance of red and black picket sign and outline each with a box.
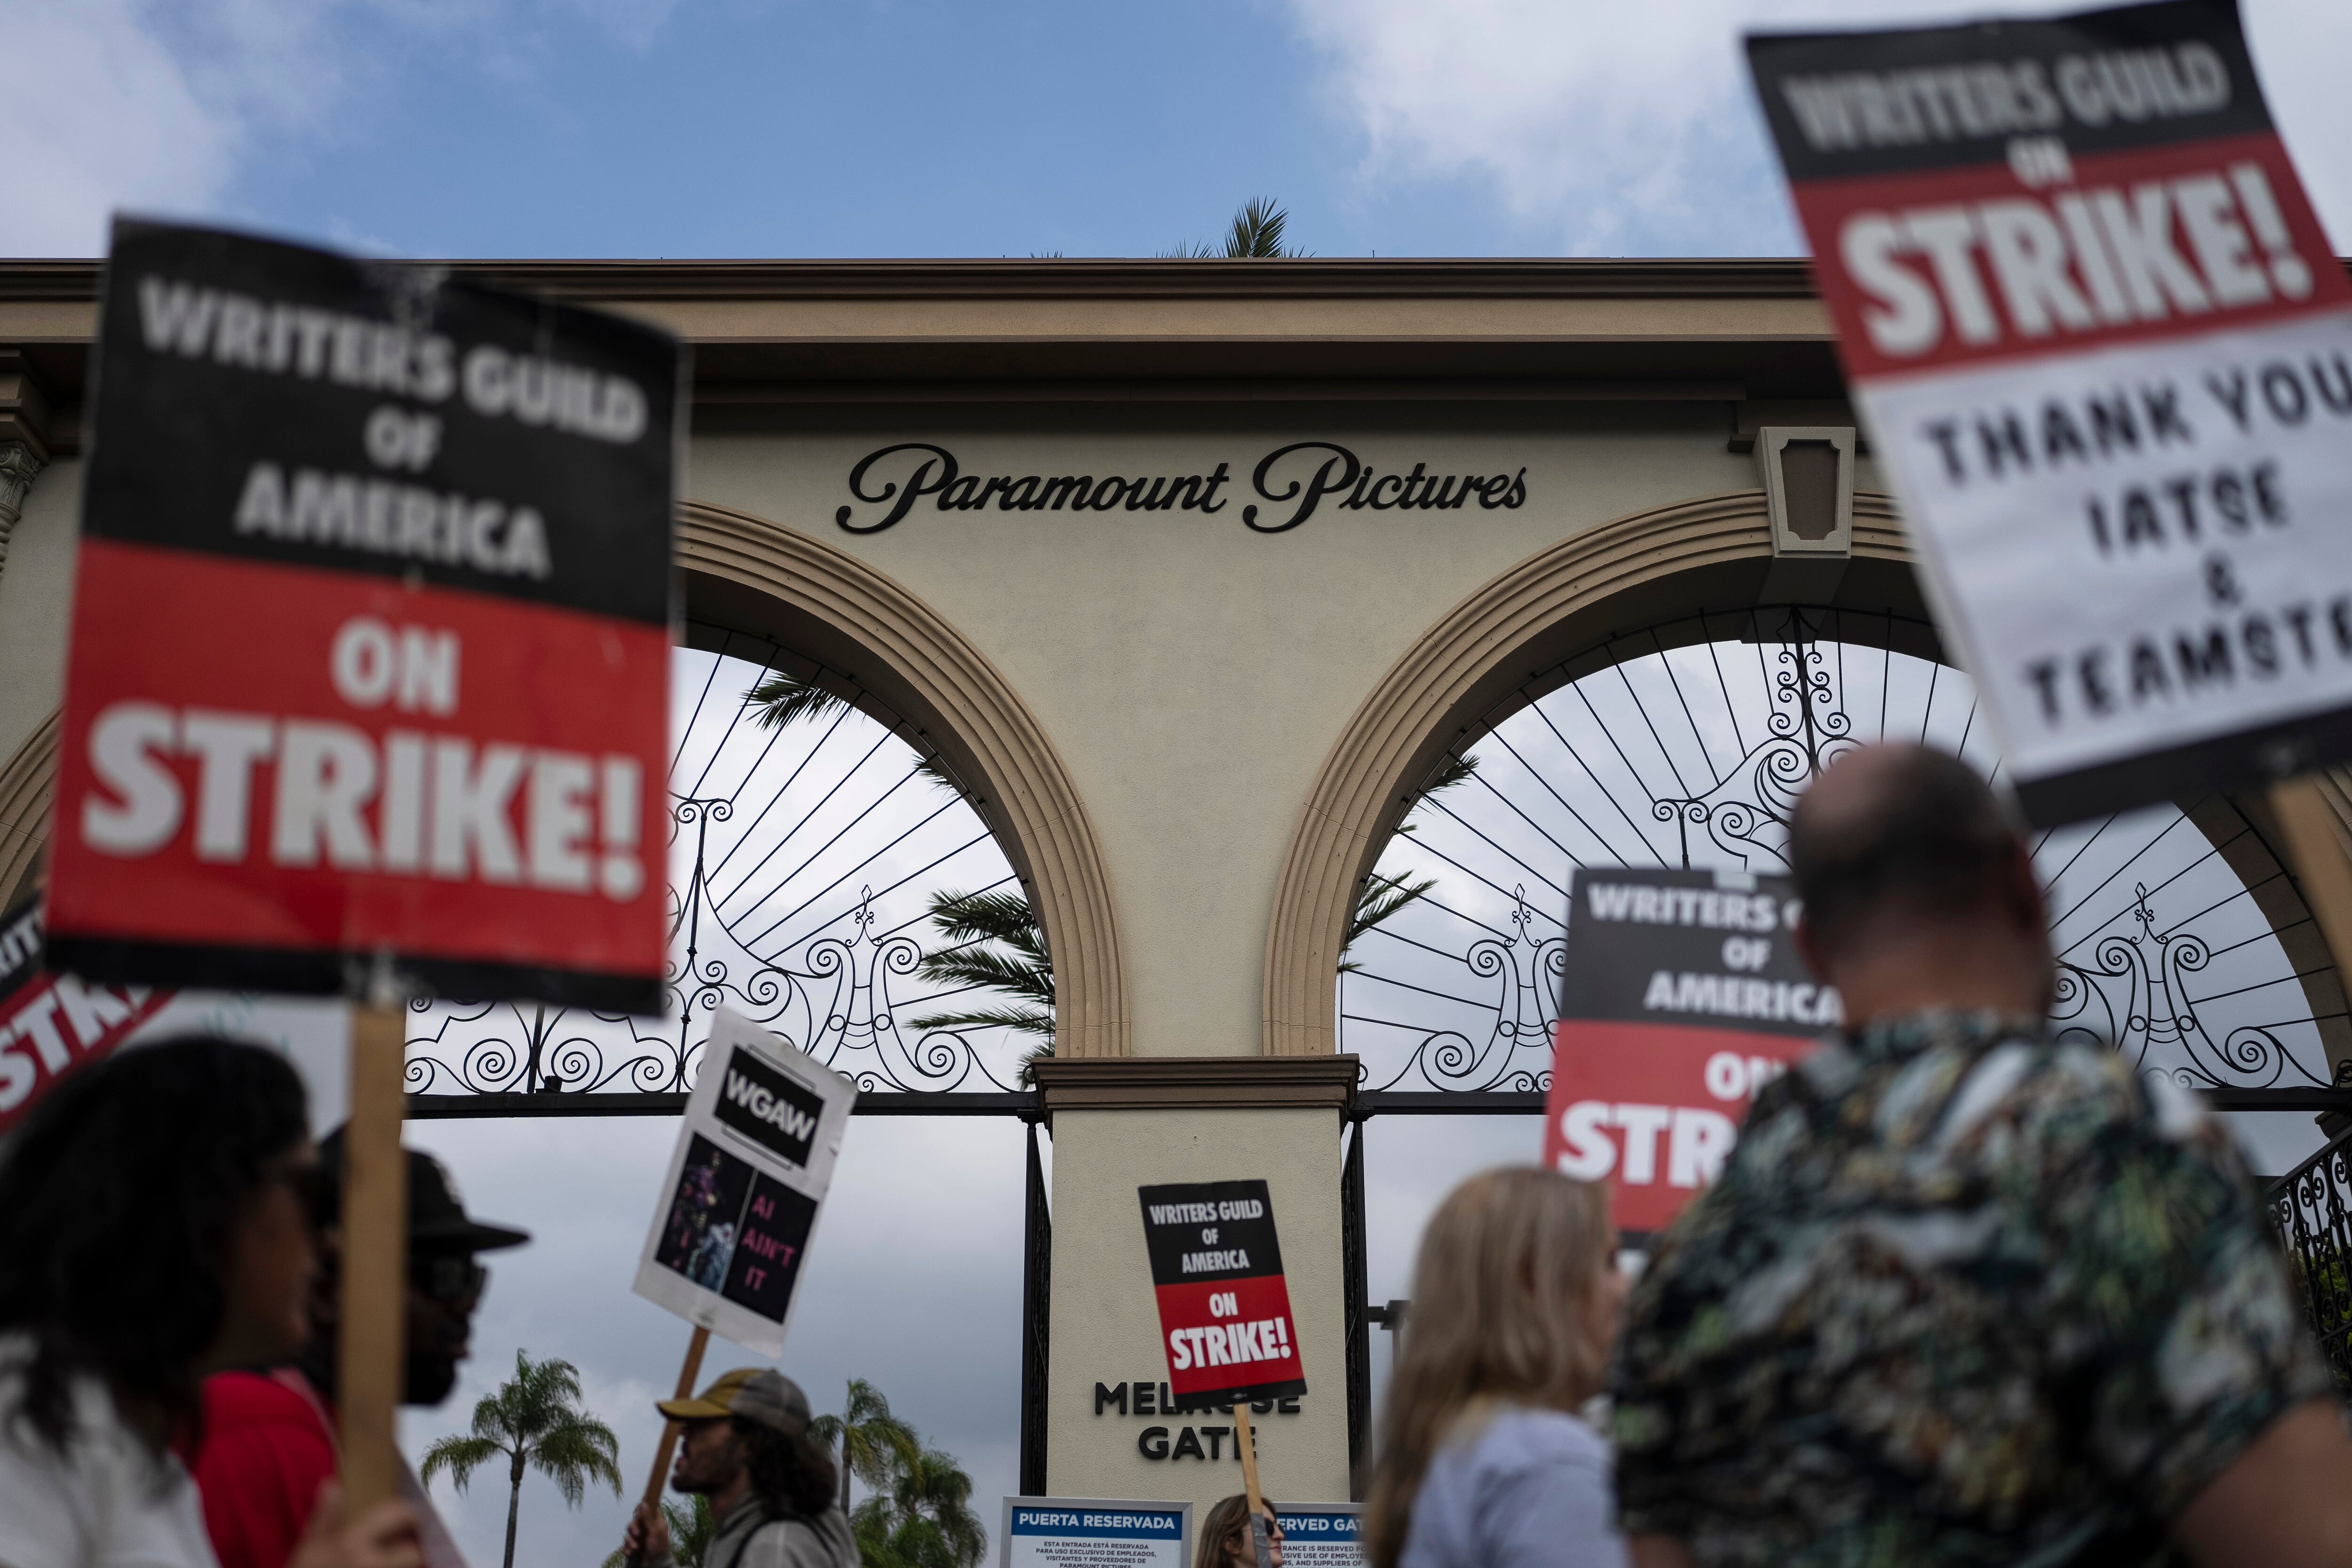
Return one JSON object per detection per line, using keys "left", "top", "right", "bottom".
{"left": 44, "top": 222, "right": 680, "bottom": 1011}
{"left": 0, "top": 893, "right": 174, "bottom": 1135}
{"left": 1544, "top": 868, "right": 1827, "bottom": 1233}
{"left": 1746, "top": 1, "right": 2352, "bottom": 827}
{"left": 1138, "top": 1179, "right": 1307, "bottom": 1408}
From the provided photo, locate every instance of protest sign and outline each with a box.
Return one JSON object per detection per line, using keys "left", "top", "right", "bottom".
{"left": 46, "top": 219, "right": 679, "bottom": 1011}
{"left": 0, "top": 893, "right": 172, "bottom": 1136}
{"left": 633, "top": 1007, "right": 856, "bottom": 1356}
{"left": 1275, "top": 1504, "right": 1362, "bottom": 1567}
{"left": 1137, "top": 1179, "right": 1308, "bottom": 1408}
{"left": 1544, "top": 868, "right": 1830, "bottom": 1233}
{"left": 2, "top": 889, "right": 353, "bottom": 1138}
{"left": 998, "top": 1499, "right": 1190, "bottom": 1568}
{"left": 1746, "top": 0, "right": 2352, "bottom": 826}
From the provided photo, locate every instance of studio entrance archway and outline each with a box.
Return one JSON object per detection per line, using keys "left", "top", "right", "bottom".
{"left": 1335, "top": 604, "right": 2351, "bottom": 1161}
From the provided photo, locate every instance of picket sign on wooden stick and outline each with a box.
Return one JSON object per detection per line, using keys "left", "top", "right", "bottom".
{"left": 1232, "top": 1398, "right": 1272, "bottom": 1568}
{"left": 629, "top": 1323, "right": 713, "bottom": 1561}
{"left": 2271, "top": 778, "right": 2352, "bottom": 983}
{"left": 337, "top": 1001, "right": 409, "bottom": 1511}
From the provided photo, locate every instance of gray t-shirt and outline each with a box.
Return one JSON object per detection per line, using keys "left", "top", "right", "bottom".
{"left": 1397, "top": 1405, "right": 1628, "bottom": 1568}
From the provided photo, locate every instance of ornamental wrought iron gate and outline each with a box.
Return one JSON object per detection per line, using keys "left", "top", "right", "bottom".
{"left": 401, "top": 604, "right": 2352, "bottom": 1500}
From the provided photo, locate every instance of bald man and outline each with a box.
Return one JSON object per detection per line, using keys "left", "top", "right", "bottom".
{"left": 1609, "top": 744, "right": 2352, "bottom": 1568}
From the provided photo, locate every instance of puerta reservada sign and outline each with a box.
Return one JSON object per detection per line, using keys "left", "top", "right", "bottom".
{"left": 1747, "top": 0, "right": 2352, "bottom": 825}
{"left": 833, "top": 441, "right": 1531, "bottom": 534}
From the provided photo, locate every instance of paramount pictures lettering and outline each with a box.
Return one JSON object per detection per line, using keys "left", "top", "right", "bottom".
{"left": 833, "top": 441, "right": 1528, "bottom": 534}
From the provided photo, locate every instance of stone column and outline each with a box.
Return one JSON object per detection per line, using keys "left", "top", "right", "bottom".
{"left": 0, "top": 438, "right": 43, "bottom": 581}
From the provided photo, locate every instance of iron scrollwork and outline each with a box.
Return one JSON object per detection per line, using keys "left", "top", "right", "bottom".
{"left": 403, "top": 640, "right": 1034, "bottom": 1102}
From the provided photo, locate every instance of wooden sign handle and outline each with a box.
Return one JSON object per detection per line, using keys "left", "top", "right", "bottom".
{"left": 338, "top": 1003, "right": 409, "bottom": 1511}
{"left": 629, "top": 1324, "right": 711, "bottom": 1561}
{"left": 1232, "top": 1397, "right": 1271, "bottom": 1566}
{"left": 2272, "top": 777, "right": 2352, "bottom": 981}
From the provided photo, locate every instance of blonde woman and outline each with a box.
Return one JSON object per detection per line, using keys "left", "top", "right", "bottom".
{"left": 1362, "top": 1168, "right": 1627, "bottom": 1568}
{"left": 1193, "top": 1494, "right": 1282, "bottom": 1568}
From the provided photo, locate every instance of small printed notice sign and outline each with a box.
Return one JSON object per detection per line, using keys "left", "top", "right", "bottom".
{"left": 1747, "top": 0, "right": 2352, "bottom": 824}
{"left": 1276, "top": 1504, "right": 1363, "bottom": 1567}
{"left": 1543, "top": 868, "right": 1828, "bottom": 1233}
{"left": 1137, "top": 1178, "right": 1308, "bottom": 1408}
{"left": 632, "top": 1008, "right": 855, "bottom": 1356}
{"left": 999, "top": 1499, "right": 1189, "bottom": 1568}
{"left": 47, "top": 220, "right": 679, "bottom": 1009}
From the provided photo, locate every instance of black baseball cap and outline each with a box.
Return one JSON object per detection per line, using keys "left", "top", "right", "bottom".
{"left": 315, "top": 1126, "right": 531, "bottom": 1253}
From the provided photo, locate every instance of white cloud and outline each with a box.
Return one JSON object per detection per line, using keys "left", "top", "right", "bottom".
{"left": 1287, "top": 0, "right": 2352, "bottom": 256}
{"left": 1, "top": 3, "right": 237, "bottom": 255}
{"left": 0, "top": 0, "right": 693, "bottom": 258}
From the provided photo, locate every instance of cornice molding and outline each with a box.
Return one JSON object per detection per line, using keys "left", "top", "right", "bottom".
{"left": 1031, "top": 1054, "right": 1359, "bottom": 1114}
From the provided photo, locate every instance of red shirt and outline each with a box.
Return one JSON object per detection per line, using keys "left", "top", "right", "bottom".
{"left": 194, "top": 1370, "right": 338, "bottom": 1568}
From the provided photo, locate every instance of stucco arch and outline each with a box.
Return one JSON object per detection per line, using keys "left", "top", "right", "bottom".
{"left": 1261, "top": 490, "right": 2350, "bottom": 1063}
{"left": 679, "top": 500, "right": 1129, "bottom": 1059}
{"left": 0, "top": 511, "right": 1131, "bottom": 1059}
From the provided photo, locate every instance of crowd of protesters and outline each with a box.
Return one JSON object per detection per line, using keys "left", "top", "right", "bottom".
{"left": 8, "top": 742, "right": 2352, "bottom": 1568}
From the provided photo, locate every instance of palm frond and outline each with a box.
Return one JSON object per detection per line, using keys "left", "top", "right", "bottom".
{"left": 418, "top": 1433, "right": 507, "bottom": 1496}
{"left": 1224, "top": 196, "right": 1292, "bottom": 258}
{"left": 530, "top": 1411, "right": 622, "bottom": 1506}
{"left": 747, "top": 670, "right": 850, "bottom": 731}
{"left": 920, "top": 889, "right": 1045, "bottom": 956}
{"left": 911, "top": 947, "right": 1054, "bottom": 1007}
{"left": 907, "top": 1004, "right": 1056, "bottom": 1041}
{"left": 1339, "top": 871, "right": 1439, "bottom": 972}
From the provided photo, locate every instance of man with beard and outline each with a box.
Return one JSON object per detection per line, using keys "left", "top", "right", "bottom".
{"left": 620, "top": 1369, "right": 857, "bottom": 1568}
{"left": 194, "top": 1130, "right": 530, "bottom": 1568}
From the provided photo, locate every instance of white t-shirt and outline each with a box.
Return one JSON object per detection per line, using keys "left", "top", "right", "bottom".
{"left": 0, "top": 1337, "right": 221, "bottom": 1568}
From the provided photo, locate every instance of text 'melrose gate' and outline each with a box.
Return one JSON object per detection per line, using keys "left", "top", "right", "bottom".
{"left": 1746, "top": 0, "right": 2352, "bottom": 825}
{"left": 45, "top": 221, "right": 680, "bottom": 1010}
{"left": 1545, "top": 868, "right": 1833, "bottom": 1233}
{"left": 1137, "top": 1179, "right": 1308, "bottom": 1408}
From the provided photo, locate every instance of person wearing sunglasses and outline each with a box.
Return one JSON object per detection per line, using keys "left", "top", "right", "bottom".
{"left": 193, "top": 1129, "right": 530, "bottom": 1568}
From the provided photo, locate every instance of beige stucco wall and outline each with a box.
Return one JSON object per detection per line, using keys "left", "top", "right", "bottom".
{"left": 1046, "top": 1106, "right": 1347, "bottom": 1505}
{"left": 691, "top": 408, "right": 1781, "bottom": 1061}
{"left": 0, "top": 459, "right": 79, "bottom": 771}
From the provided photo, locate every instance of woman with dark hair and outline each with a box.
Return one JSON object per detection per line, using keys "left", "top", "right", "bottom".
{"left": 1194, "top": 1494, "right": 1283, "bottom": 1568}
{"left": 0, "top": 1036, "right": 419, "bottom": 1568}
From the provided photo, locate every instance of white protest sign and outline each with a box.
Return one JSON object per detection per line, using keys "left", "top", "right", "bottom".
{"left": 631, "top": 1006, "right": 855, "bottom": 1356}
{"left": 999, "top": 1498, "right": 1190, "bottom": 1568}
{"left": 1747, "top": 0, "right": 2352, "bottom": 824}
{"left": 1276, "top": 1503, "right": 1363, "bottom": 1567}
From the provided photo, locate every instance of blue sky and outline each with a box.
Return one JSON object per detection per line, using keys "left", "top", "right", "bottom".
{"left": 13, "top": 0, "right": 2350, "bottom": 263}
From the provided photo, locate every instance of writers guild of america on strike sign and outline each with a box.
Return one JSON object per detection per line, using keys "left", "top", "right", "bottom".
{"left": 1137, "top": 1179, "right": 1308, "bottom": 1409}
{"left": 1747, "top": 0, "right": 2352, "bottom": 825}
{"left": 45, "top": 221, "right": 680, "bottom": 1009}
{"left": 633, "top": 1008, "right": 857, "bottom": 1357}
{"left": 1544, "top": 868, "right": 1829, "bottom": 1234}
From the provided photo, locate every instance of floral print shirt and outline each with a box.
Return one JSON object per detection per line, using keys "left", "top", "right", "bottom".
{"left": 1609, "top": 1010, "right": 2331, "bottom": 1567}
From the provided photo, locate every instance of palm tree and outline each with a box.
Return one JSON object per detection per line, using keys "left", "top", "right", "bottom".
{"left": 420, "top": 1351, "right": 622, "bottom": 1568}
{"left": 1165, "top": 197, "right": 1306, "bottom": 259}
{"left": 601, "top": 1495, "right": 716, "bottom": 1568}
{"left": 850, "top": 1447, "right": 987, "bottom": 1568}
{"left": 808, "top": 1378, "right": 920, "bottom": 1517}
{"left": 1340, "top": 752, "right": 1482, "bottom": 973}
